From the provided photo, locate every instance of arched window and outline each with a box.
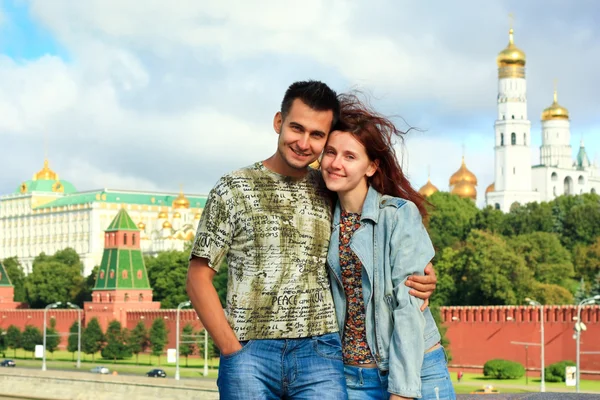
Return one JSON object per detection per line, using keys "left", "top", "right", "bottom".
{"left": 511, "top": 115, "right": 515, "bottom": 119}
{"left": 124, "top": 293, "right": 129, "bottom": 302}
{"left": 592, "top": 188, "right": 597, "bottom": 194}
{"left": 139, "top": 293, "right": 144, "bottom": 302}
{"left": 500, "top": 133, "right": 504, "bottom": 146}
{"left": 551, "top": 172, "right": 558, "bottom": 182}
{"left": 578, "top": 176, "right": 585, "bottom": 185}
{"left": 132, "top": 234, "right": 136, "bottom": 246}
{"left": 523, "top": 133, "right": 526, "bottom": 145}
{"left": 123, "top": 233, "right": 128, "bottom": 245}
{"left": 494, "top": 203, "right": 500, "bottom": 210}
{"left": 511, "top": 133, "right": 516, "bottom": 145}
{"left": 564, "top": 176, "right": 573, "bottom": 195}
{"left": 513, "top": 167, "right": 516, "bottom": 175}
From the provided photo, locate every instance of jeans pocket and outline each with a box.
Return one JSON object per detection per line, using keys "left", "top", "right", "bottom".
{"left": 221, "top": 340, "right": 254, "bottom": 360}
{"left": 312, "top": 333, "right": 343, "bottom": 360}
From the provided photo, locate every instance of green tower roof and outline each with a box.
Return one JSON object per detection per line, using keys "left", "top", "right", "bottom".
{"left": 94, "top": 249, "right": 151, "bottom": 290}
{"left": 0, "top": 260, "right": 13, "bottom": 287}
{"left": 577, "top": 142, "right": 591, "bottom": 168}
{"left": 106, "top": 208, "right": 139, "bottom": 232}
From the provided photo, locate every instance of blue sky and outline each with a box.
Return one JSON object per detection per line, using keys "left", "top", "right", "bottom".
{"left": 1, "top": 0, "right": 599, "bottom": 206}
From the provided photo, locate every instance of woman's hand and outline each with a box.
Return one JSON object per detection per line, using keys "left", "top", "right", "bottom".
{"left": 405, "top": 262, "right": 437, "bottom": 311}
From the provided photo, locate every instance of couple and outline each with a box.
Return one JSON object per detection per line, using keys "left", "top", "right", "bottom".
{"left": 186, "top": 81, "right": 455, "bottom": 400}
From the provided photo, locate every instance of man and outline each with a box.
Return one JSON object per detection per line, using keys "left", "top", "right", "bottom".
{"left": 186, "top": 81, "right": 437, "bottom": 399}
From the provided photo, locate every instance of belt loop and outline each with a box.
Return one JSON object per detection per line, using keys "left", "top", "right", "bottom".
{"left": 358, "top": 368, "right": 364, "bottom": 386}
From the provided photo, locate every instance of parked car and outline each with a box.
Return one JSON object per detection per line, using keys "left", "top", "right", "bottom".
{"left": 146, "top": 368, "right": 167, "bottom": 378}
{"left": 0, "top": 359, "right": 16, "bottom": 367}
{"left": 90, "top": 366, "right": 110, "bottom": 374}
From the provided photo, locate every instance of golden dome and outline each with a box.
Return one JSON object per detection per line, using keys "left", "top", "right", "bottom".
{"left": 33, "top": 159, "right": 59, "bottom": 181}
{"left": 162, "top": 221, "right": 172, "bottom": 229}
{"left": 157, "top": 211, "right": 168, "bottom": 219}
{"left": 486, "top": 183, "right": 495, "bottom": 194}
{"left": 185, "top": 231, "right": 195, "bottom": 241}
{"left": 451, "top": 181, "right": 477, "bottom": 200}
{"left": 449, "top": 157, "right": 478, "bottom": 186}
{"left": 137, "top": 222, "right": 146, "bottom": 230}
{"left": 172, "top": 189, "right": 190, "bottom": 209}
{"left": 194, "top": 212, "right": 201, "bottom": 220}
{"left": 541, "top": 90, "right": 569, "bottom": 121}
{"left": 418, "top": 179, "right": 439, "bottom": 197}
{"left": 496, "top": 28, "right": 526, "bottom": 68}
{"left": 173, "top": 212, "right": 181, "bottom": 219}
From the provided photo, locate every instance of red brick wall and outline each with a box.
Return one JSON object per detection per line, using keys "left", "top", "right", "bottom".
{"left": 441, "top": 305, "right": 600, "bottom": 378}
{"left": 0, "top": 309, "right": 80, "bottom": 348}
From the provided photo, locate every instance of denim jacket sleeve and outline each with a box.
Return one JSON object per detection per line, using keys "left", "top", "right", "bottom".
{"left": 386, "top": 201, "right": 435, "bottom": 398}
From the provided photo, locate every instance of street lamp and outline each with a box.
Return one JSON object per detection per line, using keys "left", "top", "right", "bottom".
{"left": 526, "top": 297, "right": 545, "bottom": 393}
{"left": 575, "top": 295, "right": 600, "bottom": 393}
{"left": 42, "top": 302, "right": 61, "bottom": 371}
{"left": 204, "top": 328, "right": 209, "bottom": 377}
{"left": 67, "top": 302, "right": 82, "bottom": 369}
{"left": 175, "top": 300, "right": 192, "bottom": 381}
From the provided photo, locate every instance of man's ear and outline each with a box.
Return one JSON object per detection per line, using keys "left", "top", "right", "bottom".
{"left": 366, "top": 159, "right": 379, "bottom": 178}
{"left": 273, "top": 112, "right": 283, "bottom": 134}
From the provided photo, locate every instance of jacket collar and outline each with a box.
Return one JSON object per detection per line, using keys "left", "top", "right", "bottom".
{"left": 332, "top": 185, "right": 381, "bottom": 227}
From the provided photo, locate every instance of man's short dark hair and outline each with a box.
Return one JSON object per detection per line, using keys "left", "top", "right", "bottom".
{"left": 281, "top": 80, "right": 340, "bottom": 128}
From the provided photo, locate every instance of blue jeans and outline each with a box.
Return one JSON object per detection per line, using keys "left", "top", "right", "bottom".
{"left": 217, "top": 332, "right": 347, "bottom": 399}
{"left": 344, "top": 347, "right": 455, "bottom": 400}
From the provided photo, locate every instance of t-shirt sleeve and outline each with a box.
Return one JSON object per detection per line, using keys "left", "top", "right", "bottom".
{"left": 189, "top": 180, "right": 234, "bottom": 272}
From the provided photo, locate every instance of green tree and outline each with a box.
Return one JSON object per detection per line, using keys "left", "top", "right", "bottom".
{"left": 67, "top": 321, "right": 80, "bottom": 361}
{"left": 528, "top": 282, "right": 574, "bottom": 305}
{"left": 149, "top": 317, "right": 169, "bottom": 365}
{"left": 102, "top": 320, "right": 132, "bottom": 363}
{"left": 45, "top": 318, "right": 60, "bottom": 359}
{"left": 509, "top": 232, "right": 574, "bottom": 285}
{"left": 82, "top": 317, "right": 104, "bottom": 362}
{"left": 73, "top": 266, "right": 99, "bottom": 307}
{"left": 500, "top": 201, "right": 554, "bottom": 237}
{"left": 145, "top": 250, "right": 189, "bottom": 308}
{"left": 6, "top": 325, "right": 21, "bottom": 357}
{"left": 179, "top": 323, "right": 196, "bottom": 367}
{"left": 443, "top": 230, "right": 534, "bottom": 305}
{"left": 129, "top": 321, "right": 150, "bottom": 366}
{"left": 574, "top": 278, "right": 588, "bottom": 303}
{"left": 473, "top": 206, "right": 505, "bottom": 235}
{"left": 2, "top": 257, "right": 26, "bottom": 302}
{"left": 21, "top": 325, "right": 43, "bottom": 359}
{"left": 426, "top": 192, "right": 480, "bottom": 254}
{"left": 591, "top": 271, "right": 600, "bottom": 297}
{"left": 573, "top": 238, "right": 600, "bottom": 284}
{"left": 0, "top": 328, "right": 6, "bottom": 357}
{"left": 25, "top": 250, "right": 84, "bottom": 308}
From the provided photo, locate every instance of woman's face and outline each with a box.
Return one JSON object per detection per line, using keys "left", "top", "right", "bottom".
{"left": 321, "top": 130, "right": 377, "bottom": 195}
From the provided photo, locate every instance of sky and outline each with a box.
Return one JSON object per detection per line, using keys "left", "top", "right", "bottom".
{"left": 1, "top": 0, "right": 599, "bottom": 206}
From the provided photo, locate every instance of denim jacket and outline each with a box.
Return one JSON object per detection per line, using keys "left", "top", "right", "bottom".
{"left": 327, "top": 186, "right": 441, "bottom": 398}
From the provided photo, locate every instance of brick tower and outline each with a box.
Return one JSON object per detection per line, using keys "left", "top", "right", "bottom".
{"left": 0, "top": 260, "right": 20, "bottom": 309}
{"left": 84, "top": 208, "right": 160, "bottom": 330}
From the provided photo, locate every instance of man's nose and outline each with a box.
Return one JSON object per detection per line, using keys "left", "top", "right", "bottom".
{"left": 296, "top": 135, "right": 310, "bottom": 150}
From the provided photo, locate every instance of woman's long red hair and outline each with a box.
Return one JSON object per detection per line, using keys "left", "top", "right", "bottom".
{"left": 334, "top": 93, "right": 428, "bottom": 218}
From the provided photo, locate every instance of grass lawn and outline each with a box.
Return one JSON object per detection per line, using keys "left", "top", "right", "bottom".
{"left": 451, "top": 372, "right": 600, "bottom": 394}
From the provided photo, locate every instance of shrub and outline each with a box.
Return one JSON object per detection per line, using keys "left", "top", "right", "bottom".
{"left": 545, "top": 360, "right": 576, "bottom": 382}
{"left": 483, "top": 359, "right": 525, "bottom": 379}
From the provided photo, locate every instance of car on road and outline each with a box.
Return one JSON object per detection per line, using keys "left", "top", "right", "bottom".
{"left": 0, "top": 359, "right": 16, "bottom": 367}
{"left": 90, "top": 366, "right": 110, "bottom": 374}
{"left": 146, "top": 368, "right": 167, "bottom": 378}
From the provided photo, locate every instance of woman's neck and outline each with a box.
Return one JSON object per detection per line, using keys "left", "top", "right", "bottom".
{"left": 338, "top": 183, "right": 369, "bottom": 214}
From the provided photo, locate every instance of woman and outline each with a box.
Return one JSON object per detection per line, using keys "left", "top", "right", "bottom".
{"left": 322, "top": 94, "right": 455, "bottom": 400}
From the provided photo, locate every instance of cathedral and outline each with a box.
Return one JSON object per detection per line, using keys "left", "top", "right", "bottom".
{"left": 419, "top": 26, "right": 600, "bottom": 211}
{"left": 0, "top": 159, "right": 207, "bottom": 276}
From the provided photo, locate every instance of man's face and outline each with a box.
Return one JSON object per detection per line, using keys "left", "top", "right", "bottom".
{"left": 273, "top": 99, "right": 334, "bottom": 173}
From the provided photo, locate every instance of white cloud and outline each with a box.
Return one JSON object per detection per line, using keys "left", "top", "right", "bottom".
{"left": 1, "top": 0, "right": 599, "bottom": 202}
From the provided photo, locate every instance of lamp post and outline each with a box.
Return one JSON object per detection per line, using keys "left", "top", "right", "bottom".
{"left": 67, "top": 302, "right": 82, "bottom": 369}
{"left": 42, "top": 302, "right": 61, "bottom": 371}
{"left": 175, "top": 300, "right": 191, "bottom": 381}
{"left": 526, "top": 298, "right": 545, "bottom": 392}
{"left": 204, "top": 329, "right": 209, "bottom": 377}
{"left": 575, "top": 295, "right": 600, "bottom": 393}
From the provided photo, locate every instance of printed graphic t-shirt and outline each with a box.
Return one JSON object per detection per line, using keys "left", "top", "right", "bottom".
{"left": 190, "top": 162, "right": 339, "bottom": 340}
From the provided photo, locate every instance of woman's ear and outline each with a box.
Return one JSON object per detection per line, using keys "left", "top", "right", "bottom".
{"left": 366, "top": 159, "right": 379, "bottom": 177}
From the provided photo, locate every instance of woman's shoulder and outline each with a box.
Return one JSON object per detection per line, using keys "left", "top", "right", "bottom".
{"left": 379, "top": 195, "right": 412, "bottom": 210}
{"left": 378, "top": 195, "right": 422, "bottom": 222}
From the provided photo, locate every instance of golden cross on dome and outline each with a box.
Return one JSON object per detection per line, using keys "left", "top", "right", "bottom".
{"left": 553, "top": 78, "right": 558, "bottom": 102}
{"left": 508, "top": 13, "right": 514, "bottom": 30}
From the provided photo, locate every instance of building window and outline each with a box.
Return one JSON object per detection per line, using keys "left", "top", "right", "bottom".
{"left": 564, "top": 176, "right": 573, "bottom": 195}
{"left": 123, "top": 233, "right": 127, "bottom": 245}
{"left": 513, "top": 167, "right": 516, "bottom": 175}
{"left": 132, "top": 234, "right": 136, "bottom": 246}
{"left": 578, "top": 176, "right": 584, "bottom": 185}
{"left": 500, "top": 133, "right": 504, "bottom": 146}
{"left": 553, "top": 186, "right": 557, "bottom": 196}
{"left": 494, "top": 203, "right": 500, "bottom": 210}
{"left": 592, "top": 188, "right": 597, "bottom": 194}
{"left": 124, "top": 293, "right": 129, "bottom": 302}
{"left": 523, "top": 133, "right": 526, "bottom": 145}
{"left": 511, "top": 132, "right": 516, "bottom": 145}
{"left": 511, "top": 115, "right": 515, "bottom": 119}
{"left": 551, "top": 172, "right": 558, "bottom": 182}
{"left": 139, "top": 293, "right": 144, "bottom": 302}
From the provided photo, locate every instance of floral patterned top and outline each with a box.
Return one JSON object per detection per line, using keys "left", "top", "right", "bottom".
{"left": 339, "top": 210, "right": 376, "bottom": 365}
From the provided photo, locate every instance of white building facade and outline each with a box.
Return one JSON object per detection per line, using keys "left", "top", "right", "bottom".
{"left": 486, "top": 29, "right": 600, "bottom": 212}
{"left": 0, "top": 160, "right": 206, "bottom": 276}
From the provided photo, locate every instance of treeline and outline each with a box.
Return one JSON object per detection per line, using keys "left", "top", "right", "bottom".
{"left": 0, "top": 317, "right": 215, "bottom": 365}
{"left": 426, "top": 192, "right": 600, "bottom": 306}
{"left": 2, "top": 246, "right": 228, "bottom": 310}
